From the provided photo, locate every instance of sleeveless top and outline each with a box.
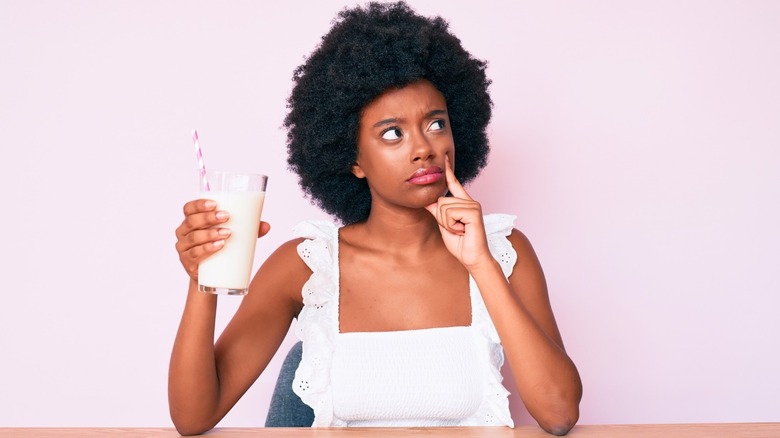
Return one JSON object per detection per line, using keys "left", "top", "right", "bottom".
{"left": 291, "top": 214, "right": 517, "bottom": 427}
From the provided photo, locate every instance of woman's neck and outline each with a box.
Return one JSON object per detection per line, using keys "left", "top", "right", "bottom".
{"left": 343, "top": 207, "right": 443, "bottom": 255}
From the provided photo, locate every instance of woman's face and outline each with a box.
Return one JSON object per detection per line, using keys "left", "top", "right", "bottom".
{"left": 352, "top": 79, "right": 454, "bottom": 214}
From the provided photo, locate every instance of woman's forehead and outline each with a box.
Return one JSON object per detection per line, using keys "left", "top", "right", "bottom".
{"left": 361, "top": 80, "right": 448, "bottom": 122}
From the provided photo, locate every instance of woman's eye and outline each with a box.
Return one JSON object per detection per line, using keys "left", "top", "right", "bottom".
{"left": 429, "top": 119, "right": 446, "bottom": 131}
{"left": 381, "top": 127, "right": 403, "bottom": 140}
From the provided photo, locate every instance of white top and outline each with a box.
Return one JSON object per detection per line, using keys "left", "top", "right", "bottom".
{"left": 292, "top": 214, "right": 518, "bottom": 427}
{"left": 331, "top": 327, "right": 483, "bottom": 426}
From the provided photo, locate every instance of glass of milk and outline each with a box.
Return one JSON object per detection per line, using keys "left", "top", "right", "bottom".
{"left": 197, "top": 170, "right": 267, "bottom": 295}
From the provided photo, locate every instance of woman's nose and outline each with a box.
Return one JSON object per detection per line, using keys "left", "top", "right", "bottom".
{"left": 410, "top": 132, "right": 434, "bottom": 162}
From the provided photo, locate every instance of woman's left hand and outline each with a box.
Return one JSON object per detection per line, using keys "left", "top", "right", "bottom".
{"left": 425, "top": 155, "right": 493, "bottom": 270}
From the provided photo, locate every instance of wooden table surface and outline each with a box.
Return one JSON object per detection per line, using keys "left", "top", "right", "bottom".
{"left": 1, "top": 423, "right": 779, "bottom": 437}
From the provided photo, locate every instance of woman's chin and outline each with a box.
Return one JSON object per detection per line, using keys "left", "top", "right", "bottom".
{"left": 414, "top": 186, "right": 449, "bottom": 208}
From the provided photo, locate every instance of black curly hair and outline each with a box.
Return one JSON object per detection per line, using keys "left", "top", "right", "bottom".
{"left": 285, "top": 1, "right": 492, "bottom": 225}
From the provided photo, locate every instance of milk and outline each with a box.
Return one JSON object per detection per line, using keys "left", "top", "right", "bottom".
{"left": 198, "top": 190, "right": 265, "bottom": 294}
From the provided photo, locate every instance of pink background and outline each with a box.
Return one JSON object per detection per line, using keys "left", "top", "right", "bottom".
{"left": 1, "top": 0, "right": 778, "bottom": 427}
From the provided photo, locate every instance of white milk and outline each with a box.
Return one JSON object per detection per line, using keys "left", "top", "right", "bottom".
{"left": 198, "top": 190, "right": 265, "bottom": 294}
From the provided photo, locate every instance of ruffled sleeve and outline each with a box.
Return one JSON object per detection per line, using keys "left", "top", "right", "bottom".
{"left": 466, "top": 213, "right": 517, "bottom": 427}
{"left": 291, "top": 220, "right": 345, "bottom": 426}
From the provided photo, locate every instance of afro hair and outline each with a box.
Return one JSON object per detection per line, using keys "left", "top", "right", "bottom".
{"left": 285, "top": 1, "right": 492, "bottom": 224}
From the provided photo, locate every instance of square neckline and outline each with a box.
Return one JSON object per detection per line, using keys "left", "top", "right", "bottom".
{"left": 334, "top": 226, "right": 475, "bottom": 335}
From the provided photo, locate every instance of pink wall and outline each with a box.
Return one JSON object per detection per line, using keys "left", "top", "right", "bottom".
{"left": 1, "top": 0, "right": 778, "bottom": 427}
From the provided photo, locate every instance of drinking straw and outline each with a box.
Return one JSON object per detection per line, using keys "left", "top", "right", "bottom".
{"left": 192, "top": 129, "right": 210, "bottom": 191}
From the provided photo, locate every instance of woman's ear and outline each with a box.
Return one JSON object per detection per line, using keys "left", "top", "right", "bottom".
{"left": 351, "top": 162, "right": 366, "bottom": 179}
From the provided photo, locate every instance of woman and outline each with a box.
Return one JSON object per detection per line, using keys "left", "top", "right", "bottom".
{"left": 169, "top": 2, "right": 582, "bottom": 435}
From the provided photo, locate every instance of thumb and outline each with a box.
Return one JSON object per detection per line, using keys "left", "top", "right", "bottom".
{"left": 258, "top": 221, "right": 271, "bottom": 238}
{"left": 425, "top": 201, "right": 438, "bottom": 217}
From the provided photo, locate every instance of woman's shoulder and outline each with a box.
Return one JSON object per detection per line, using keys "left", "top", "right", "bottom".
{"left": 267, "top": 237, "right": 310, "bottom": 262}
{"left": 254, "top": 237, "right": 311, "bottom": 301}
{"left": 507, "top": 228, "right": 534, "bottom": 253}
{"left": 503, "top": 226, "right": 547, "bottom": 289}
{"left": 265, "top": 217, "right": 340, "bottom": 268}
{"left": 482, "top": 214, "right": 541, "bottom": 274}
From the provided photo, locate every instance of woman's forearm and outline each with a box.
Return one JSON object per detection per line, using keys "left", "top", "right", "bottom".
{"left": 168, "top": 280, "right": 221, "bottom": 435}
{"left": 469, "top": 260, "right": 582, "bottom": 435}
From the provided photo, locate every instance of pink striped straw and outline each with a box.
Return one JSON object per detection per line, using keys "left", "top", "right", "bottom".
{"left": 192, "top": 129, "right": 210, "bottom": 191}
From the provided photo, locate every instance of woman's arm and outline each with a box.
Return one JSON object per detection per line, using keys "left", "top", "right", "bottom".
{"left": 427, "top": 158, "right": 581, "bottom": 435}
{"left": 469, "top": 230, "right": 582, "bottom": 436}
{"left": 168, "top": 238, "right": 308, "bottom": 435}
{"left": 168, "top": 200, "right": 309, "bottom": 435}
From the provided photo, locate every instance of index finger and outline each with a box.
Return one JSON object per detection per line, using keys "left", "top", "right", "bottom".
{"left": 182, "top": 198, "right": 218, "bottom": 216}
{"left": 444, "top": 154, "right": 472, "bottom": 200}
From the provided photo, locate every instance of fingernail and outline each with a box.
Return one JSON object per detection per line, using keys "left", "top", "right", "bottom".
{"left": 213, "top": 240, "right": 225, "bottom": 248}
{"left": 204, "top": 200, "right": 216, "bottom": 208}
{"left": 216, "top": 211, "right": 229, "bottom": 220}
{"left": 218, "top": 228, "right": 231, "bottom": 236}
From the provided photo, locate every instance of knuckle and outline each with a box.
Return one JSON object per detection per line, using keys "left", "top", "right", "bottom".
{"left": 184, "top": 231, "right": 195, "bottom": 245}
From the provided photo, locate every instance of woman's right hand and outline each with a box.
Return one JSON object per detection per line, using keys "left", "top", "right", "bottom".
{"left": 174, "top": 199, "right": 272, "bottom": 282}
{"left": 174, "top": 199, "right": 231, "bottom": 281}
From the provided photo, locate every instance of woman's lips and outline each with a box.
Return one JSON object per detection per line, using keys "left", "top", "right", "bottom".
{"left": 407, "top": 166, "right": 443, "bottom": 185}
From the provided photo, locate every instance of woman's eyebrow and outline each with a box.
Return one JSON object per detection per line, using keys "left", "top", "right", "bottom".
{"left": 372, "top": 109, "right": 448, "bottom": 128}
{"left": 373, "top": 117, "right": 399, "bottom": 128}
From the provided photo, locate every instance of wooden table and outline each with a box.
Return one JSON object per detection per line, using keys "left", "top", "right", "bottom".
{"left": 1, "top": 424, "right": 778, "bottom": 437}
